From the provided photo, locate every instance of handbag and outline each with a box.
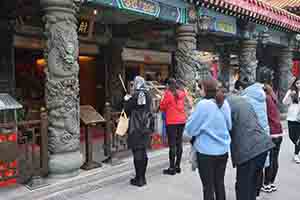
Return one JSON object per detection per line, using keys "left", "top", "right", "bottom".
{"left": 115, "top": 110, "right": 129, "bottom": 136}
{"left": 189, "top": 145, "right": 198, "bottom": 171}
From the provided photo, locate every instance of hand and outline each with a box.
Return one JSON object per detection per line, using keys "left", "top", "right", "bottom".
{"left": 124, "top": 94, "right": 132, "bottom": 101}
{"left": 288, "top": 77, "right": 297, "bottom": 89}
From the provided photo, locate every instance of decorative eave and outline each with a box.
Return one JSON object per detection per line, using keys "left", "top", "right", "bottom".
{"left": 287, "top": 6, "right": 300, "bottom": 14}
{"left": 263, "top": 0, "right": 300, "bottom": 13}
{"left": 185, "top": 0, "right": 300, "bottom": 33}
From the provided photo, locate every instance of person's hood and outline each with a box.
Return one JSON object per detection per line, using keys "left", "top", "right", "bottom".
{"left": 241, "top": 83, "right": 266, "bottom": 103}
{"left": 133, "top": 76, "right": 146, "bottom": 91}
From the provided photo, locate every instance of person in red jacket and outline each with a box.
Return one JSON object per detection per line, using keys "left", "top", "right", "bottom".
{"left": 160, "top": 78, "right": 187, "bottom": 175}
{"left": 262, "top": 84, "right": 283, "bottom": 193}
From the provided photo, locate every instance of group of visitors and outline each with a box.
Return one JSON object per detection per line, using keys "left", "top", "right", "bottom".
{"left": 123, "top": 74, "right": 300, "bottom": 200}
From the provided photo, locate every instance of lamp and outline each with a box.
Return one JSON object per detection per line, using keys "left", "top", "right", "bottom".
{"left": 258, "top": 27, "right": 270, "bottom": 46}
{"left": 294, "top": 34, "right": 300, "bottom": 51}
{"left": 197, "top": 14, "right": 213, "bottom": 34}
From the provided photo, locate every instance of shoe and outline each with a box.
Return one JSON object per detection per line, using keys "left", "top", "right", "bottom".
{"left": 261, "top": 185, "right": 272, "bottom": 193}
{"left": 130, "top": 177, "right": 145, "bottom": 187}
{"left": 163, "top": 168, "right": 176, "bottom": 175}
{"left": 175, "top": 167, "right": 181, "bottom": 174}
{"left": 270, "top": 183, "right": 277, "bottom": 192}
{"left": 293, "top": 155, "right": 300, "bottom": 164}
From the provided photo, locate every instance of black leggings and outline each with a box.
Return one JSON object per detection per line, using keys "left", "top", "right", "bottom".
{"left": 166, "top": 124, "right": 185, "bottom": 169}
{"left": 288, "top": 121, "right": 300, "bottom": 154}
{"left": 264, "top": 137, "right": 282, "bottom": 185}
{"left": 132, "top": 148, "right": 148, "bottom": 179}
{"left": 197, "top": 153, "right": 228, "bottom": 200}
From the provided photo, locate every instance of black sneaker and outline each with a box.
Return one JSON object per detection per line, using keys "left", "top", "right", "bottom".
{"left": 261, "top": 185, "right": 272, "bottom": 193}
{"left": 175, "top": 167, "right": 181, "bottom": 174}
{"left": 270, "top": 184, "right": 277, "bottom": 192}
{"left": 163, "top": 168, "right": 176, "bottom": 175}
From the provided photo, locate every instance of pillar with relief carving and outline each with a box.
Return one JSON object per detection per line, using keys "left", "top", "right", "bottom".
{"left": 239, "top": 40, "right": 258, "bottom": 85}
{"left": 41, "top": 0, "right": 83, "bottom": 178}
{"left": 175, "top": 24, "right": 211, "bottom": 90}
{"left": 278, "top": 45, "right": 293, "bottom": 112}
{"left": 174, "top": 24, "right": 197, "bottom": 87}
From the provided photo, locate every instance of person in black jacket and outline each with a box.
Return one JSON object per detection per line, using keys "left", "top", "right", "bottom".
{"left": 124, "top": 76, "right": 153, "bottom": 187}
{"left": 226, "top": 95, "right": 274, "bottom": 200}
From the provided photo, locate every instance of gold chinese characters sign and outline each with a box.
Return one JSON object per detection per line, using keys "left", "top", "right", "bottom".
{"left": 120, "top": 0, "right": 160, "bottom": 17}
{"left": 78, "top": 20, "right": 89, "bottom": 35}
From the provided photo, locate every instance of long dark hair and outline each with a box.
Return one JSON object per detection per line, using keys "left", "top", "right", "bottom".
{"left": 290, "top": 78, "right": 300, "bottom": 104}
{"left": 199, "top": 79, "right": 224, "bottom": 108}
{"left": 168, "top": 78, "right": 179, "bottom": 102}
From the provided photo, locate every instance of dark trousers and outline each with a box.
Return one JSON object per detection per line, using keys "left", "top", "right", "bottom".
{"left": 132, "top": 148, "right": 148, "bottom": 180}
{"left": 166, "top": 124, "right": 184, "bottom": 169}
{"left": 288, "top": 121, "right": 300, "bottom": 154}
{"left": 236, "top": 153, "right": 267, "bottom": 200}
{"left": 197, "top": 153, "right": 228, "bottom": 200}
{"left": 264, "top": 137, "right": 282, "bottom": 185}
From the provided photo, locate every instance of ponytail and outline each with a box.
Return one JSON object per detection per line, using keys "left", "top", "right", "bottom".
{"left": 168, "top": 78, "right": 179, "bottom": 102}
{"left": 199, "top": 79, "right": 224, "bottom": 108}
{"left": 215, "top": 89, "right": 225, "bottom": 108}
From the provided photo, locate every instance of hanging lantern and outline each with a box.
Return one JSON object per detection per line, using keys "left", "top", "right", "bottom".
{"left": 258, "top": 27, "right": 270, "bottom": 46}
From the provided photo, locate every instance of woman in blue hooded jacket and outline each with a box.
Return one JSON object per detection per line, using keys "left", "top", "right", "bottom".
{"left": 185, "top": 79, "right": 232, "bottom": 200}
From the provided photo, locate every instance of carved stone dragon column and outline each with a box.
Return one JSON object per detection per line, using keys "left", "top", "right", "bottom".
{"left": 41, "top": 0, "right": 83, "bottom": 177}
{"left": 239, "top": 22, "right": 258, "bottom": 85}
{"left": 239, "top": 40, "right": 258, "bottom": 85}
{"left": 278, "top": 42, "right": 293, "bottom": 112}
{"left": 175, "top": 24, "right": 211, "bottom": 91}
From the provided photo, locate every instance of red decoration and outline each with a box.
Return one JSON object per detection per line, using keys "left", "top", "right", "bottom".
{"left": 292, "top": 60, "right": 300, "bottom": 77}
{"left": 0, "top": 162, "right": 7, "bottom": 170}
{"left": 8, "top": 133, "right": 17, "bottom": 142}
{"left": 10, "top": 160, "right": 17, "bottom": 168}
{"left": 0, "top": 179, "right": 17, "bottom": 187}
{"left": 151, "top": 133, "right": 164, "bottom": 150}
{"left": 0, "top": 135, "right": 6, "bottom": 143}
{"left": 5, "top": 170, "right": 15, "bottom": 177}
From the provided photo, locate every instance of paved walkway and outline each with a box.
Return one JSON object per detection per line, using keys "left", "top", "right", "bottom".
{"left": 72, "top": 130, "right": 299, "bottom": 200}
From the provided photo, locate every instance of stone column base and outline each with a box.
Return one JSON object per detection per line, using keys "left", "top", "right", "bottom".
{"left": 48, "top": 151, "right": 83, "bottom": 179}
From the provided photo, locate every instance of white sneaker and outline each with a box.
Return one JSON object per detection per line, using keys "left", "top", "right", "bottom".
{"left": 294, "top": 155, "right": 300, "bottom": 164}
{"left": 261, "top": 185, "right": 272, "bottom": 193}
{"left": 270, "top": 183, "right": 277, "bottom": 192}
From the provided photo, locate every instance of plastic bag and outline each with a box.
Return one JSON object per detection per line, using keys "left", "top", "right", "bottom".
{"left": 154, "top": 112, "right": 163, "bottom": 135}
{"left": 189, "top": 145, "right": 198, "bottom": 171}
{"left": 115, "top": 110, "right": 129, "bottom": 136}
